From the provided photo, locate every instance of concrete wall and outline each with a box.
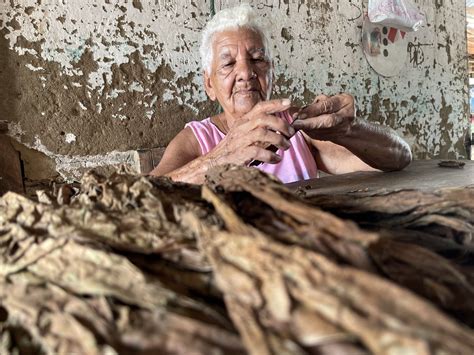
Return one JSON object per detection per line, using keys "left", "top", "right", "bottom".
{"left": 0, "top": 0, "right": 468, "bottom": 179}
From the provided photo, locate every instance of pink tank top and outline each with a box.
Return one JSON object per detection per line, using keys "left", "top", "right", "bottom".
{"left": 185, "top": 111, "right": 318, "bottom": 183}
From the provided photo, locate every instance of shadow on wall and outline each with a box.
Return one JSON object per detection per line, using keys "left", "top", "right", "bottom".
{"left": 0, "top": 28, "right": 57, "bottom": 180}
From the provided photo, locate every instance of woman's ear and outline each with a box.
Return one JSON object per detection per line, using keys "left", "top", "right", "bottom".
{"left": 203, "top": 70, "right": 217, "bottom": 101}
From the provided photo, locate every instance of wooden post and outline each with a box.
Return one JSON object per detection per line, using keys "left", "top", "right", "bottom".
{"left": 0, "top": 121, "right": 24, "bottom": 195}
{"left": 137, "top": 147, "right": 166, "bottom": 174}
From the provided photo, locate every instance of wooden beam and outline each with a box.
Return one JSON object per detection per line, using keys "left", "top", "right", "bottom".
{"left": 0, "top": 134, "right": 24, "bottom": 195}
{"left": 136, "top": 147, "right": 166, "bottom": 174}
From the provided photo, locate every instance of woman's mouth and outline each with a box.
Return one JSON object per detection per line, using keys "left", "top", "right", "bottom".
{"left": 234, "top": 88, "right": 259, "bottom": 96}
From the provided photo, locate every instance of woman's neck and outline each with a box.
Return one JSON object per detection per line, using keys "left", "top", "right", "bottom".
{"left": 211, "top": 112, "right": 240, "bottom": 135}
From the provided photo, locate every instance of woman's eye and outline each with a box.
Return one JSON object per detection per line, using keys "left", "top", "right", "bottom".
{"left": 253, "top": 57, "right": 266, "bottom": 63}
{"left": 223, "top": 62, "right": 234, "bottom": 67}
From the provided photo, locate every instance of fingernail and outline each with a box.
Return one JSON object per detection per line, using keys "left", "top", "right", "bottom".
{"left": 282, "top": 99, "right": 291, "bottom": 106}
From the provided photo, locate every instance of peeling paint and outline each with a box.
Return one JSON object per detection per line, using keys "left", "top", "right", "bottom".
{"left": 65, "top": 133, "right": 77, "bottom": 144}
{"left": 0, "top": 0, "right": 469, "bottom": 179}
{"left": 33, "top": 136, "right": 140, "bottom": 180}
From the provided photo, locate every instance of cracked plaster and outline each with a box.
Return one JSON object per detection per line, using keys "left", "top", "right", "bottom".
{"left": 0, "top": 0, "right": 469, "bottom": 179}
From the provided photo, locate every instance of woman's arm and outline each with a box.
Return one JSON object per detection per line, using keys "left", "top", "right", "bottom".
{"left": 293, "top": 94, "right": 412, "bottom": 175}
{"left": 149, "top": 127, "right": 211, "bottom": 184}
{"left": 150, "top": 99, "right": 295, "bottom": 184}
{"left": 303, "top": 119, "right": 412, "bottom": 174}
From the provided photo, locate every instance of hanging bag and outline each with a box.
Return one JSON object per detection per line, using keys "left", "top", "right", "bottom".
{"left": 368, "top": 0, "right": 425, "bottom": 32}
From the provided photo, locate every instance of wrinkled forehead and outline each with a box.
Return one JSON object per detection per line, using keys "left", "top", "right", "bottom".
{"left": 211, "top": 28, "right": 265, "bottom": 56}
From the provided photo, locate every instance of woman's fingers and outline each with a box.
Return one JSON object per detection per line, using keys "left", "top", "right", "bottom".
{"left": 247, "top": 113, "right": 295, "bottom": 138}
{"left": 218, "top": 98, "right": 295, "bottom": 166}
{"left": 291, "top": 94, "right": 355, "bottom": 140}
{"left": 299, "top": 94, "right": 354, "bottom": 119}
{"left": 247, "top": 146, "right": 282, "bottom": 164}
{"left": 218, "top": 123, "right": 289, "bottom": 166}
{"left": 301, "top": 97, "right": 338, "bottom": 118}
{"left": 252, "top": 98, "right": 292, "bottom": 115}
{"left": 292, "top": 113, "right": 344, "bottom": 132}
{"left": 312, "top": 94, "right": 330, "bottom": 104}
{"left": 253, "top": 127, "right": 291, "bottom": 150}
{"left": 234, "top": 98, "right": 295, "bottom": 138}
{"left": 239, "top": 127, "right": 290, "bottom": 151}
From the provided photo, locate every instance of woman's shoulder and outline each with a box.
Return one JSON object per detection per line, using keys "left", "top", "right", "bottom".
{"left": 184, "top": 116, "right": 225, "bottom": 155}
{"left": 185, "top": 117, "right": 222, "bottom": 138}
{"left": 185, "top": 117, "right": 213, "bottom": 129}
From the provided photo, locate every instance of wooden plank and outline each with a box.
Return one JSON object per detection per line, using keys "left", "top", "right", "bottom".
{"left": 151, "top": 147, "right": 166, "bottom": 169}
{"left": 137, "top": 147, "right": 166, "bottom": 174}
{"left": 137, "top": 150, "right": 154, "bottom": 175}
{"left": 287, "top": 160, "right": 474, "bottom": 196}
{"left": 0, "top": 135, "right": 24, "bottom": 195}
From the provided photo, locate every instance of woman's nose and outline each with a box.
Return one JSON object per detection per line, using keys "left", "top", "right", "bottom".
{"left": 235, "top": 59, "right": 255, "bottom": 81}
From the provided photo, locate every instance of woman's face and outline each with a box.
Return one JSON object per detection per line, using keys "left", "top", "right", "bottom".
{"left": 204, "top": 28, "right": 273, "bottom": 119}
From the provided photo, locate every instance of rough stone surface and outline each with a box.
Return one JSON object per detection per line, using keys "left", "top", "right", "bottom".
{"left": 0, "top": 0, "right": 468, "bottom": 179}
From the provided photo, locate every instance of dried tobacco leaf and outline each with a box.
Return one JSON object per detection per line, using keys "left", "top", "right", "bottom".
{"left": 369, "top": 239, "right": 474, "bottom": 326}
{"left": 189, "top": 213, "right": 474, "bottom": 355}
{"left": 204, "top": 165, "right": 474, "bottom": 326}
{"left": 0, "top": 178, "right": 243, "bottom": 354}
{"left": 1, "top": 165, "right": 474, "bottom": 355}
{"left": 205, "top": 166, "right": 378, "bottom": 272}
{"left": 302, "top": 188, "right": 474, "bottom": 246}
{"left": 0, "top": 275, "right": 244, "bottom": 355}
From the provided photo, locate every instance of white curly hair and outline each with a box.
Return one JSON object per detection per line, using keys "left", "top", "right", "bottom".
{"left": 200, "top": 4, "right": 273, "bottom": 74}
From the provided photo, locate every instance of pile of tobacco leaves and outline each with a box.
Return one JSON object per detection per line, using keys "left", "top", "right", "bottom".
{"left": 0, "top": 165, "right": 473, "bottom": 355}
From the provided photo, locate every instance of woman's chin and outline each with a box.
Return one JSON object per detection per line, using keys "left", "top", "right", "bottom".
{"left": 233, "top": 94, "right": 263, "bottom": 113}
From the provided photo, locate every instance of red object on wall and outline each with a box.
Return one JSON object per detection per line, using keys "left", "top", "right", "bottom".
{"left": 388, "top": 27, "right": 398, "bottom": 43}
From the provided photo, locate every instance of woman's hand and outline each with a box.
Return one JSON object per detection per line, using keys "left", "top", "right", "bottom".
{"left": 207, "top": 99, "right": 295, "bottom": 166}
{"left": 292, "top": 93, "right": 356, "bottom": 141}
{"left": 291, "top": 93, "right": 412, "bottom": 173}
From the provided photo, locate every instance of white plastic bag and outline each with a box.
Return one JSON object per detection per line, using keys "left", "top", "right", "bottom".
{"left": 368, "top": 0, "right": 425, "bottom": 32}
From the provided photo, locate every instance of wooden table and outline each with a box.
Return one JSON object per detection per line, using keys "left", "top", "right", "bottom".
{"left": 287, "top": 160, "right": 474, "bottom": 196}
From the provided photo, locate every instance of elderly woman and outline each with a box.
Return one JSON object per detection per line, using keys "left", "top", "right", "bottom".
{"left": 150, "top": 4, "right": 412, "bottom": 184}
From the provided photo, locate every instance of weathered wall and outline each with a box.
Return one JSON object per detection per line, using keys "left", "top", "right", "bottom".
{"left": 0, "top": 0, "right": 468, "bottom": 179}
